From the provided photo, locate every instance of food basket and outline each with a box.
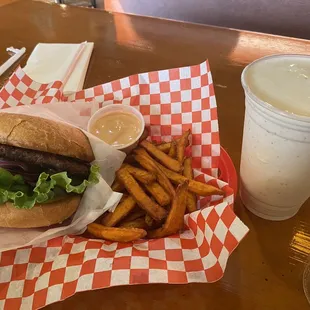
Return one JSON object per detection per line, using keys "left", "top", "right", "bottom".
{"left": 0, "top": 60, "right": 248, "bottom": 310}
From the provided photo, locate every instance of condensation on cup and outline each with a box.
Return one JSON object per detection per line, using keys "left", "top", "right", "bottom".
{"left": 240, "top": 54, "right": 310, "bottom": 220}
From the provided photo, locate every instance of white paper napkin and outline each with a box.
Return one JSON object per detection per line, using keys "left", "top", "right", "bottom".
{"left": 23, "top": 42, "right": 94, "bottom": 95}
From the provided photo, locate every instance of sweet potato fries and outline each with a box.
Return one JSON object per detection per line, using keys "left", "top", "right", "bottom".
{"left": 87, "top": 129, "right": 224, "bottom": 242}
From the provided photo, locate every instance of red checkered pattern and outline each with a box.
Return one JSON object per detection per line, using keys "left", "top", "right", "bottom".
{"left": 0, "top": 67, "right": 64, "bottom": 108}
{"left": 67, "top": 61, "right": 219, "bottom": 176}
{"left": 0, "top": 61, "right": 249, "bottom": 310}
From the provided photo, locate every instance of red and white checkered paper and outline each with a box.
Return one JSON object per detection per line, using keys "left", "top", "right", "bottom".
{"left": 0, "top": 61, "right": 249, "bottom": 310}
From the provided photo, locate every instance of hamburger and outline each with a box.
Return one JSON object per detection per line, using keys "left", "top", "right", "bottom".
{"left": 0, "top": 113, "right": 100, "bottom": 228}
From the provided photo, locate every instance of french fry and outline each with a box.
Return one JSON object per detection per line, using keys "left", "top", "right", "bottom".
{"left": 112, "top": 179, "right": 125, "bottom": 192}
{"left": 145, "top": 182, "right": 171, "bottom": 206}
{"left": 134, "top": 147, "right": 150, "bottom": 158}
{"left": 139, "top": 127, "right": 149, "bottom": 142}
{"left": 168, "top": 140, "right": 177, "bottom": 158}
{"left": 119, "top": 218, "right": 148, "bottom": 229}
{"left": 134, "top": 153, "right": 176, "bottom": 196}
{"left": 145, "top": 214, "right": 155, "bottom": 227}
{"left": 156, "top": 142, "right": 171, "bottom": 153}
{"left": 134, "top": 148, "right": 175, "bottom": 195}
{"left": 89, "top": 128, "right": 225, "bottom": 241}
{"left": 148, "top": 181, "right": 188, "bottom": 238}
{"left": 123, "top": 208, "right": 145, "bottom": 222}
{"left": 183, "top": 157, "right": 194, "bottom": 178}
{"left": 183, "top": 157, "right": 197, "bottom": 213}
{"left": 87, "top": 223, "right": 147, "bottom": 242}
{"left": 116, "top": 168, "right": 167, "bottom": 221}
{"left": 156, "top": 162, "right": 225, "bottom": 196}
{"left": 144, "top": 214, "right": 165, "bottom": 229}
{"left": 155, "top": 137, "right": 189, "bottom": 154}
{"left": 186, "top": 194, "right": 197, "bottom": 213}
{"left": 122, "top": 164, "right": 156, "bottom": 184}
{"left": 101, "top": 196, "right": 136, "bottom": 227}
{"left": 140, "top": 140, "right": 182, "bottom": 172}
{"left": 177, "top": 130, "right": 190, "bottom": 163}
{"left": 119, "top": 194, "right": 129, "bottom": 203}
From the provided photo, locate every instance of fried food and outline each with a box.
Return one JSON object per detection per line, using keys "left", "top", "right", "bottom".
{"left": 156, "top": 142, "right": 171, "bottom": 153}
{"left": 87, "top": 223, "right": 147, "bottom": 242}
{"left": 122, "top": 164, "right": 156, "bottom": 184}
{"left": 133, "top": 147, "right": 151, "bottom": 158}
{"left": 168, "top": 140, "right": 177, "bottom": 158}
{"left": 145, "top": 182, "right": 171, "bottom": 206}
{"left": 183, "top": 157, "right": 197, "bottom": 213}
{"left": 101, "top": 196, "right": 136, "bottom": 227}
{"left": 119, "top": 217, "right": 148, "bottom": 229}
{"left": 156, "top": 162, "right": 224, "bottom": 196}
{"left": 183, "top": 157, "right": 194, "bottom": 178}
{"left": 177, "top": 130, "right": 190, "bottom": 163}
{"left": 145, "top": 214, "right": 155, "bottom": 227}
{"left": 134, "top": 152, "right": 175, "bottom": 196}
{"left": 148, "top": 181, "right": 188, "bottom": 239}
{"left": 116, "top": 168, "right": 167, "bottom": 221}
{"left": 103, "top": 129, "right": 224, "bottom": 242}
{"left": 140, "top": 140, "right": 182, "bottom": 172}
{"left": 119, "top": 194, "right": 129, "bottom": 203}
{"left": 111, "top": 178, "right": 125, "bottom": 192}
{"left": 155, "top": 136, "right": 190, "bottom": 155}
{"left": 123, "top": 208, "right": 145, "bottom": 222}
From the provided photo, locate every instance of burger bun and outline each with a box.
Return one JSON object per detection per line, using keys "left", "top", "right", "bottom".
{"left": 0, "top": 195, "right": 81, "bottom": 228}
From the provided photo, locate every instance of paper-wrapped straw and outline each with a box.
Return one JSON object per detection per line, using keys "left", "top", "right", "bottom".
{"left": 61, "top": 42, "right": 87, "bottom": 88}
{"left": 0, "top": 47, "right": 26, "bottom": 77}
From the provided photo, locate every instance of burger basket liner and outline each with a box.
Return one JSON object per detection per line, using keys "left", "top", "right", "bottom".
{"left": 0, "top": 61, "right": 249, "bottom": 310}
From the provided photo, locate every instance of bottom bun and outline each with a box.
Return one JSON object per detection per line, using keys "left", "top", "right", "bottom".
{"left": 0, "top": 195, "right": 81, "bottom": 228}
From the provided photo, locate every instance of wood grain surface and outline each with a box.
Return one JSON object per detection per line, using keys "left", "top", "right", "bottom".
{"left": 1, "top": 1, "right": 310, "bottom": 309}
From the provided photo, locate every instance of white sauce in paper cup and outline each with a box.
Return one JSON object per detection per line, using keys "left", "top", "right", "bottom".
{"left": 87, "top": 104, "right": 145, "bottom": 154}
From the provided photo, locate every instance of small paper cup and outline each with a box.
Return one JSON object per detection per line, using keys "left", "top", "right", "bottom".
{"left": 87, "top": 104, "right": 145, "bottom": 154}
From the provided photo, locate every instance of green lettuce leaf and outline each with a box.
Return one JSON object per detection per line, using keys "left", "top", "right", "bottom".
{"left": 0, "top": 165, "right": 100, "bottom": 209}
{"left": 50, "top": 165, "right": 100, "bottom": 194}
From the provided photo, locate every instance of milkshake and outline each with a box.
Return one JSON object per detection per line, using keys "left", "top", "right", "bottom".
{"left": 240, "top": 55, "right": 310, "bottom": 220}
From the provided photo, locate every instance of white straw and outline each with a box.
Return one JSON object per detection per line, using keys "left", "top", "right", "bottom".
{"left": 0, "top": 47, "right": 26, "bottom": 77}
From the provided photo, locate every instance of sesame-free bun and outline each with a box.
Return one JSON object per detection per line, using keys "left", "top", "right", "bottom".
{"left": 0, "top": 195, "right": 81, "bottom": 228}
{"left": 0, "top": 113, "right": 94, "bottom": 162}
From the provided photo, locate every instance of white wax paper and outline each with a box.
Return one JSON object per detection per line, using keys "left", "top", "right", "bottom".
{"left": 0, "top": 103, "right": 126, "bottom": 252}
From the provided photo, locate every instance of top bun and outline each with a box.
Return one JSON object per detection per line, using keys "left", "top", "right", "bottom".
{"left": 0, "top": 113, "right": 94, "bottom": 162}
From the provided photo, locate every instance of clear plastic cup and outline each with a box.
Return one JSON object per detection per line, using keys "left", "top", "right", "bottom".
{"left": 303, "top": 260, "right": 310, "bottom": 305}
{"left": 240, "top": 55, "right": 310, "bottom": 221}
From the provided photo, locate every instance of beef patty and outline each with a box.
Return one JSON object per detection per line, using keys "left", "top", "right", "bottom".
{"left": 0, "top": 144, "right": 90, "bottom": 179}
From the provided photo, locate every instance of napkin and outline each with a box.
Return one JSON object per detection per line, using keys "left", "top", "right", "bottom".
{"left": 23, "top": 42, "right": 94, "bottom": 95}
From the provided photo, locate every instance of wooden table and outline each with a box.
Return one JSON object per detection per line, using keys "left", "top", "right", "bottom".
{"left": 1, "top": 1, "right": 310, "bottom": 309}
